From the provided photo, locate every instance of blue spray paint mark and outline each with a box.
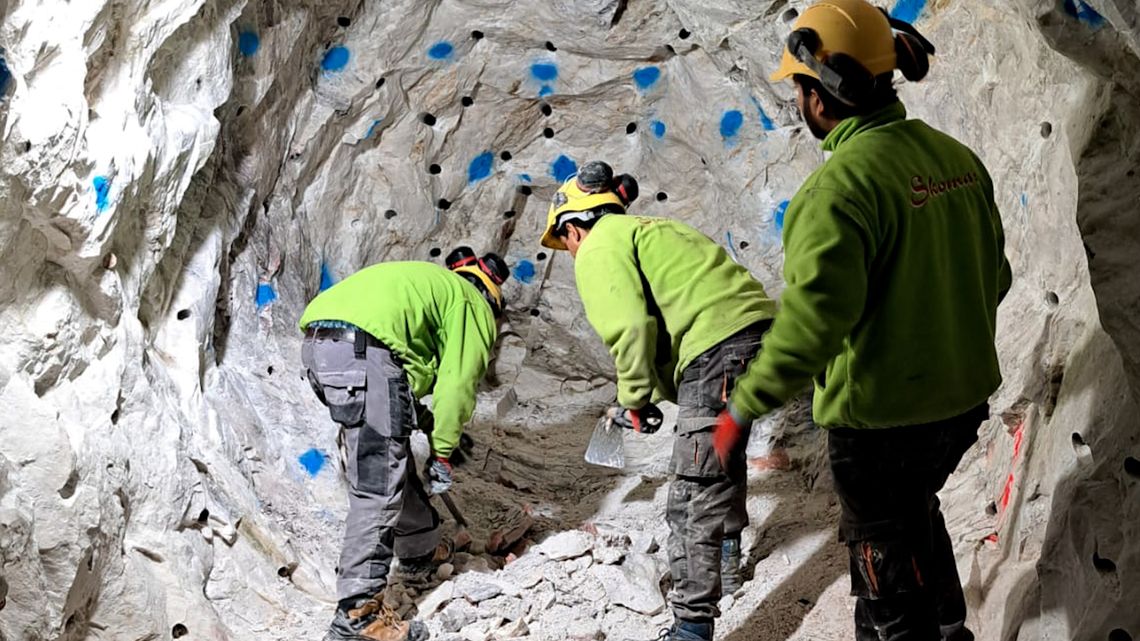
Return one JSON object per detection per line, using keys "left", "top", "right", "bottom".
{"left": 512, "top": 259, "right": 536, "bottom": 284}
{"left": 751, "top": 97, "right": 776, "bottom": 131}
{"left": 0, "top": 56, "right": 10, "bottom": 96}
{"left": 531, "top": 63, "right": 558, "bottom": 82}
{"left": 1063, "top": 0, "right": 1106, "bottom": 28}
{"left": 319, "top": 263, "right": 336, "bottom": 291}
{"left": 538, "top": 85, "right": 554, "bottom": 97}
{"left": 890, "top": 0, "right": 926, "bottom": 23}
{"left": 632, "top": 66, "right": 661, "bottom": 90}
{"left": 299, "top": 448, "right": 326, "bottom": 476}
{"left": 1020, "top": 193, "right": 1028, "bottom": 208}
{"left": 720, "top": 110, "right": 744, "bottom": 139}
{"left": 650, "top": 120, "right": 666, "bottom": 138}
{"left": 427, "top": 41, "right": 454, "bottom": 60}
{"left": 725, "top": 231, "right": 741, "bottom": 261}
{"left": 256, "top": 283, "right": 277, "bottom": 308}
{"left": 238, "top": 31, "right": 260, "bottom": 57}
{"left": 322, "top": 46, "right": 350, "bottom": 71}
{"left": 467, "top": 151, "right": 494, "bottom": 184}
{"left": 93, "top": 176, "right": 111, "bottom": 212}
{"left": 550, "top": 155, "right": 578, "bottom": 182}
{"left": 364, "top": 118, "right": 383, "bottom": 139}
{"left": 518, "top": 173, "right": 532, "bottom": 183}
{"left": 774, "top": 200, "right": 790, "bottom": 231}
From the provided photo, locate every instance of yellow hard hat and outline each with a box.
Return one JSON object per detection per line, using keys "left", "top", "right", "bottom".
{"left": 770, "top": 0, "right": 896, "bottom": 83}
{"left": 453, "top": 265, "right": 503, "bottom": 313}
{"left": 539, "top": 176, "right": 626, "bottom": 250}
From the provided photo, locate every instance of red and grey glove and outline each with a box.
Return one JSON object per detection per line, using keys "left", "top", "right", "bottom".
{"left": 428, "top": 457, "right": 454, "bottom": 494}
{"left": 713, "top": 405, "right": 752, "bottom": 468}
{"left": 606, "top": 403, "right": 664, "bottom": 434}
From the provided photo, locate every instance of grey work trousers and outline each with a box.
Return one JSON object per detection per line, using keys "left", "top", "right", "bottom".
{"left": 666, "top": 321, "right": 768, "bottom": 622}
{"left": 302, "top": 331, "right": 441, "bottom": 601}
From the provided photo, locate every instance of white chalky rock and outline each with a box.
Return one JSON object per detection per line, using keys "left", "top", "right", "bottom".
{"left": 537, "top": 531, "right": 594, "bottom": 561}
{"left": 589, "top": 554, "right": 668, "bottom": 616}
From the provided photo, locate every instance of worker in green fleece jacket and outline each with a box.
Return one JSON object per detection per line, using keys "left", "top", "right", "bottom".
{"left": 540, "top": 160, "right": 777, "bottom": 641}
{"left": 299, "top": 251, "right": 508, "bottom": 641}
{"left": 712, "top": 2, "right": 1012, "bottom": 640}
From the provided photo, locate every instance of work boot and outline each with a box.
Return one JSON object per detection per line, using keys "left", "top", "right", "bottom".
{"left": 395, "top": 537, "right": 454, "bottom": 579}
{"left": 324, "top": 595, "right": 428, "bottom": 641}
{"left": 656, "top": 619, "right": 713, "bottom": 641}
{"left": 720, "top": 535, "right": 743, "bottom": 595}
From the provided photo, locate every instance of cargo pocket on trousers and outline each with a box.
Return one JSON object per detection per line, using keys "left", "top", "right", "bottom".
{"left": 670, "top": 423, "right": 725, "bottom": 478}
{"left": 316, "top": 369, "right": 367, "bottom": 427}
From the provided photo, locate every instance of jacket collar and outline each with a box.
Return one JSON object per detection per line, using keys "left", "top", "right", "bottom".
{"left": 821, "top": 101, "right": 907, "bottom": 152}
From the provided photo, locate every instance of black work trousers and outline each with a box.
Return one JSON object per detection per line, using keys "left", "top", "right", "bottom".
{"left": 828, "top": 404, "right": 987, "bottom": 641}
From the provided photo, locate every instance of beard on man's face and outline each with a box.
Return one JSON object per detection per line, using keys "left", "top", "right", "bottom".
{"left": 798, "top": 99, "right": 831, "bottom": 141}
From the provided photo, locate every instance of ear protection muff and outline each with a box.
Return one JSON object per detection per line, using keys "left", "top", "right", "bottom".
{"left": 445, "top": 245, "right": 477, "bottom": 270}
{"left": 612, "top": 174, "right": 639, "bottom": 206}
{"left": 787, "top": 28, "right": 875, "bottom": 107}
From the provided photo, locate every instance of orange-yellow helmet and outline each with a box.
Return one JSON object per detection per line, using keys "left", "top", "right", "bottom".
{"left": 770, "top": 0, "right": 897, "bottom": 83}
{"left": 540, "top": 175, "right": 626, "bottom": 250}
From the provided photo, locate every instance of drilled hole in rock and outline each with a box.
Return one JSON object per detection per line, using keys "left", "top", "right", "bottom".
{"left": 782, "top": 8, "right": 799, "bottom": 22}
{"left": 23, "top": 141, "right": 32, "bottom": 153}
{"left": 530, "top": 308, "right": 541, "bottom": 317}
{"left": 678, "top": 28, "right": 691, "bottom": 39}
{"left": 1040, "top": 121, "right": 1053, "bottom": 138}
{"left": 536, "top": 252, "right": 547, "bottom": 261}
{"left": 664, "top": 44, "right": 675, "bottom": 54}
{"left": 266, "top": 365, "right": 275, "bottom": 375}
{"left": 503, "top": 210, "right": 516, "bottom": 219}
{"left": 1093, "top": 550, "right": 1117, "bottom": 573}
{"left": 421, "top": 113, "right": 437, "bottom": 126}
{"left": 429, "top": 163, "right": 442, "bottom": 175}
{"left": 384, "top": 209, "right": 398, "bottom": 219}
{"left": 337, "top": 16, "right": 351, "bottom": 27}
{"left": 176, "top": 309, "right": 191, "bottom": 321}
{"left": 235, "top": 105, "right": 247, "bottom": 117}
{"left": 111, "top": 409, "right": 120, "bottom": 424}
{"left": 277, "top": 565, "right": 295, "bottom": 578}
{"left": 437, "top": 199, "right": 451, "bottom": 210}
{"left": 656, "top": 192, "right": 668, "bottom": 201}
{"left": 985, "top": 501, "right": 998, "bottom": 516}
{"left": 172, "top": 623, "right": 189, "bottom": 638}
{"left": 518, "top": 186, "right": 532, "bottom": 196}
{"left": 1109, "top": 629, "right": 1133, "bottom": 641}
{"left": 500, "top": 151, "right": 512, "bottom": 161}
{"left": 1045, "top": 291, "right": 1059, "bottom": 306}
{"left": 197, "top": 509, "right": 209, "bottom": 524}
{"left": 471, "top": 30, "right": 484, "bottom": 40}
{"left": 545, "top": 41, "right": 557, "bottom": 51}
{"left": 626, "top": 122, "right": 637, "bottom": 134}
{"left": 461, "top": 96, "right": 474, "bottom": 107}
{"left": 429, "top": 247, "right": 442, "bottom": 257}
{"left": 375, "top": 77, "right": 385, "bottom": 89}
{"left": 1071, "top": 432, "right": 1086, "bottom": 448}
{"left": 541, "top": 103, "right": 552, "bottom": 116}
{"left": 543, "top": 127, "right": 554, "bottom": 138}
{"left": 1124, "top": 457, "right": 1140, "bottom": 478}
{"left": 1128, "top": 169, "right": 1136, "bottom": 178}
{"left": 739, "top": 241, "right": 749, "bottom": 250}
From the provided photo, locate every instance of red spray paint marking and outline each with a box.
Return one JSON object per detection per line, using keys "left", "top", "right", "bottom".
{"left": 990, "top": 422, "right": 1026, "bottom": 543}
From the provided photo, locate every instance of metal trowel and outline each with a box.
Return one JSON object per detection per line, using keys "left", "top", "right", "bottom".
{"left": 584, "top": 415, "right": 626, "bottom": 469}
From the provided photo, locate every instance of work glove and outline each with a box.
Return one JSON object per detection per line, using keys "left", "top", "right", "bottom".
{"left": 712, "top": 405, "right": 751, "bottom": 468}
{"left": 605, "top": 402, "right": 664, "bottom": 434}
{"left": 428, "top": 457, "right": 454, "bottom": 494}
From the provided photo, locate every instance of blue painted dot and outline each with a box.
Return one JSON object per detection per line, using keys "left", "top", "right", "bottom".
{"left": 256, "top": 283, "right": 277, "bottom": 308}
{"left": 428, "top": 41, "right": 454, "bottom": 60}
{"left": 890, "top": 0, "right": 926, "bottom": 23}
{"left": 531, "top": 63, "right": 558, "bottom": 82}
{"left": 538, "top": 85, "right": 554, "bottom": 97}
{"left": 322, "top": 46, "right": 350, "bottom": 71}
{"left": 774, "top": 200, "right": 790, "bottom": 231}
{"left": 1020, "top": 193, "right": 1028, "bottom": 208}
{"left": 512, "top": 260, "right": 536, "bottom": 284}
{"left": 720, "top": 110, "right": 744, "bottom": 139}
{"left": 299, "top": 448, "right": 326, "bottom": 476}
{"left": 550, "top": 155, "right": 578, "bottom": 182}
{"left": 467, "top": 151, "right": 494, "bottom": 184}
{"left": 518, "top": 173, "right": 532, "bottom": 183}
{"left": 1063, "top": 0, "right": 1106, "bottom": 28}
{"left": 650, "top": 120, "right": 666, "bottom": 138}
{"left": 238, "top": 31, "right": 260, "bottom": 57}
{"left": 319, "top": 263, "right": 336, "bottom": 292}
{"left": 93, "top": 176, "right": 111, "bottom": 212}
{"left": 632, "top": 66, "right": 661, "bottom": 90}
{"left": 0, "top": 56, "right": 10, "bottom": 96}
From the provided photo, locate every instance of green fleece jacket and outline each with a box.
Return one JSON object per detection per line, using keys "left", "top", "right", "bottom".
{"left": 574, "top": 215, "right": 777, "bottom": 409}
{"left": 298, "top": 262, "right": 497, "bottom": 456}
{"left": 731, "top": 102, "right": 1011, "bottom": 428}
